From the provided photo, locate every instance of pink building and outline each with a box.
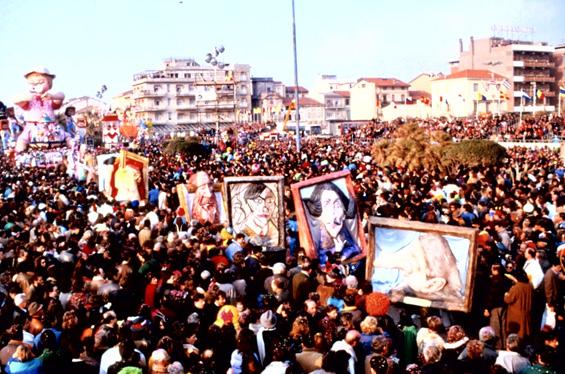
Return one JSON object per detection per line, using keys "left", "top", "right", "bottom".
{"left": 456, "top": 37, "right": 556, "bottom": 113}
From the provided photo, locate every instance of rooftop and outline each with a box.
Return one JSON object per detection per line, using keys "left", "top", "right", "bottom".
{"left": 436, "top": 69, "right": 507, "bottom": 81}
{"left": 358, "top": 77, "right": 409, "bottom": 88}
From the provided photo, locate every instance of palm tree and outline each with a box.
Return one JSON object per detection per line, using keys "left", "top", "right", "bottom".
{"left": 372, "top": 122, "right": 450, "bottom": 171}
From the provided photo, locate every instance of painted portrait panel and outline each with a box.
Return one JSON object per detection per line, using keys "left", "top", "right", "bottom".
{"left": 366, "top": 217, "right": 478, "bottom": 312}
{"left": 177, "top": 171, "right": 226, "bottom": 225}
{"left": 97, "top": 153, "right": 120, "bottom": 198}
{"left": 108, "top": 150, "right": 149, "bottom": 202}
{"left": 224, "top": 176, "right": 285, "bottom": 248}
{"left": 291, "top": 170, "right": 366, "bottom": 263}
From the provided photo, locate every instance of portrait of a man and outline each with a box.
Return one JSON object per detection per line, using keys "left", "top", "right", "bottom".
{"left": 291, "top": 170, "right": 366, "bottom": 263}
{"left": 224, "top": 176, "right": 284, "bottom": 248}
{"left": 367, "top": 217, "right": 478, "bottom": 312}
{"left": 178, "top": 171, "right": 225, "bottom": 225}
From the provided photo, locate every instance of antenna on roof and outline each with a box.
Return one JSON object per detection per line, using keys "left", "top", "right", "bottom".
{"left": 459, "top": 38, "right": 463, "bottom": 53}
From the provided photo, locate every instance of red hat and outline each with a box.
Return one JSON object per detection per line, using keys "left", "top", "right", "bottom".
{"left": 525, "top": 240, "right": 537, "bottom": 249}
{"left": 176, "top": 207, "right": 185, "bottom": 216}
{"left": 366, "top": 292, "right": 390, "bottom": 317}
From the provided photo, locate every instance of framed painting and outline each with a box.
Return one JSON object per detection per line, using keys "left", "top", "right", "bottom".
{"left": 177, "top": 171, "right": 226, "bottom": 225}
{"left": 366, "top": 217, "right": 478, "bottom": 312}
{"left": 108, "top": 150, "right": 149, "bottom": 202}
{"left": 291, "top": 170, "right": 366, "bottom": 263}
{"left": 97, "top": 153, "right": 120, "bottom": 198}
{"left": 224, "top": 176, "right": 285, "bottom": 248}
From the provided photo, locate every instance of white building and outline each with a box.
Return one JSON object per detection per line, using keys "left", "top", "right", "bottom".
{"left": 132, "top": 58, "right": 252, "bottom": 132}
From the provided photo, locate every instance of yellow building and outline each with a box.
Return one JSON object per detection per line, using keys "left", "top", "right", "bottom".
{"left": 431, "top": 69, "right": 509, "bottom": 117}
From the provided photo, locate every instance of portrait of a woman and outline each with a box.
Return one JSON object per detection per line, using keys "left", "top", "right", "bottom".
{"left": 303, "top": 182, "right": 362, "bottom": 264}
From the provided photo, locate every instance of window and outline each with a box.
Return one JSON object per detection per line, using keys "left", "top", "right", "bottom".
{"left": 168, "top": 112, "right": 172, "bottom": 120}
{"left": 345, "top": 99, "right": 350, "bottom": 105}
{"left": 167, "top": 98, "right": 171, "bottom": 106}
{"left": 473, "top": 83, "right": 478, "bottom": 92}
{"left": 155, "top": 100, "right": 160, "bottom": 106}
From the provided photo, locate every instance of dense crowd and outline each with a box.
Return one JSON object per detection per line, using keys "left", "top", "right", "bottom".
{"left": 0, "top": 115, "right": 563, "bottom": 374}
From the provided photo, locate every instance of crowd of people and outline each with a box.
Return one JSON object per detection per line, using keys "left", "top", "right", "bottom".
{"left": 0, "top": 113, "right": 562, "bottom": 374}
{"left": 344, "top": 113, "right": 565, "bottom": 143}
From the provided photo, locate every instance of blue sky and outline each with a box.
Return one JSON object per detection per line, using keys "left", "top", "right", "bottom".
{"left": 1, "top": 0, "right": 563, "bottom": 105}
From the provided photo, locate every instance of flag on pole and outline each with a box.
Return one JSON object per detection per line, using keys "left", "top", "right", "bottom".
{"left": 520, "top": 91, "right": 531, "bottom": 101}
{"left": 476, "top": 92, "right": 487, "bottom": 101}
{"left": 502, "top": 80, "right": 511, "bottom": 90}
{"left": 559, "top": 86, "right": 565, "bottom": 97}
{"left": 536, "top": 89, "right": 545, "bottom": 100}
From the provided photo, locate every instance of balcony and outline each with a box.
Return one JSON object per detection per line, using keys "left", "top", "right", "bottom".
{"left": 177, "top": 104, "right": 197, "bottom": 110}
{"left": 523, "top": 74, "right": 555, "bottom": 83}
{"left": 176, "top": 90, "right": 196, "bottom": 97}
{"left": 138, "top": 106, "right": 166, "bottom": 112}
{"left": 133, "top": 71, "right": 180, "bottom": 82}
{"left": 515, "top": 59, "right": 554, "bottom": 68}
{"left": 134, "top": 90, "right": 163, "bottom": 98}
{"left": 196, "top": 102, "right": 235, "bottom": 109}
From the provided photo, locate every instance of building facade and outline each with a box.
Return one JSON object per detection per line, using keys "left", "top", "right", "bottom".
{"left": 457, "top": 37, "right": 556, "bottom": 112}
{"left": 431, "top": 69, "right": 508, "bottom": 117}
{"left": 350, "top": 78, "right": 409, "bottom": 120}
{"left": 251, "top": 77, "right": 285, "bottom": 123}
{"left": 555, "top": 44, "right": 565, "bottom": 113}
{"left": 132, "top": 58, "right": 251, "bottom": 132}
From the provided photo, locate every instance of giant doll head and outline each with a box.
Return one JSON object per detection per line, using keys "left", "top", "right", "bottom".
{"left": 13, "top": 68, "right": 71, "bottom": 153}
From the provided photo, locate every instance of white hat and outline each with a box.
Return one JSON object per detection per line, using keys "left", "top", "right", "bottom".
{"left": 272, "top": 262, "right": 286, "bottom": 275}
{"left": 523, "top": 202, "right": 534, "bottom": 214}
{"left": 200, "top": 270, "right": 211, "bottom": 280}
{"left": 260, "top": 310, "right": 277, "bottom": 329}
{"left": 345, "top": 275, "right": 358, "bottom": 289}
{"left": 24, "top": 67, "right": 55, "bottom": 79}
{"left": 14, "top": 293, "right": 27, "bottom": 307}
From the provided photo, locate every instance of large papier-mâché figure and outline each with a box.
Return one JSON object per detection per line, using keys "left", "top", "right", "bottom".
{"left": 13, "top": 68, "right": 73, "bottom": 152}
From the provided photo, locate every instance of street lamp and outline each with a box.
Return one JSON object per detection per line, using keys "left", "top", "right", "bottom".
{"left": 291, "top": 0, "right": 301, "bottom": 152}
{"left": 204, "top": 46, "right": 229, "bottom": 145}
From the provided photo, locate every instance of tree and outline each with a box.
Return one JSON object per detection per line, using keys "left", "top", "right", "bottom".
{"left": 372, "top": 122, "right": 507, "bottom": 172}
{"left": 371, "top": 122, "right": 450, "bottom": 171}
{"left": 164, "top": 137, "right": 211, "bottom": 158}
{"left": 442, "top": 140, "right": 507, "bottom": 170}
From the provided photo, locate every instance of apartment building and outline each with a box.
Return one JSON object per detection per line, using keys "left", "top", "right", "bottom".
{"left": 350, "top": 77, "right": 409, "bottom": 120}
{"left": 132, "top": 58, "right": 251, "bottom": 131}
{"left": 457, "top": 37, "right": 556, "bottom": 112}
{"left": 555, "top": 44, "right": 565, "bottom": 113}
{"left": 309, "top": 74, "right": 353, "bottom": 102}
{"left": 251, "top": 77, "right": 285, "bottom": 123}
{"left": 285, "top": 86, "right": 309, "bottom": 100}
